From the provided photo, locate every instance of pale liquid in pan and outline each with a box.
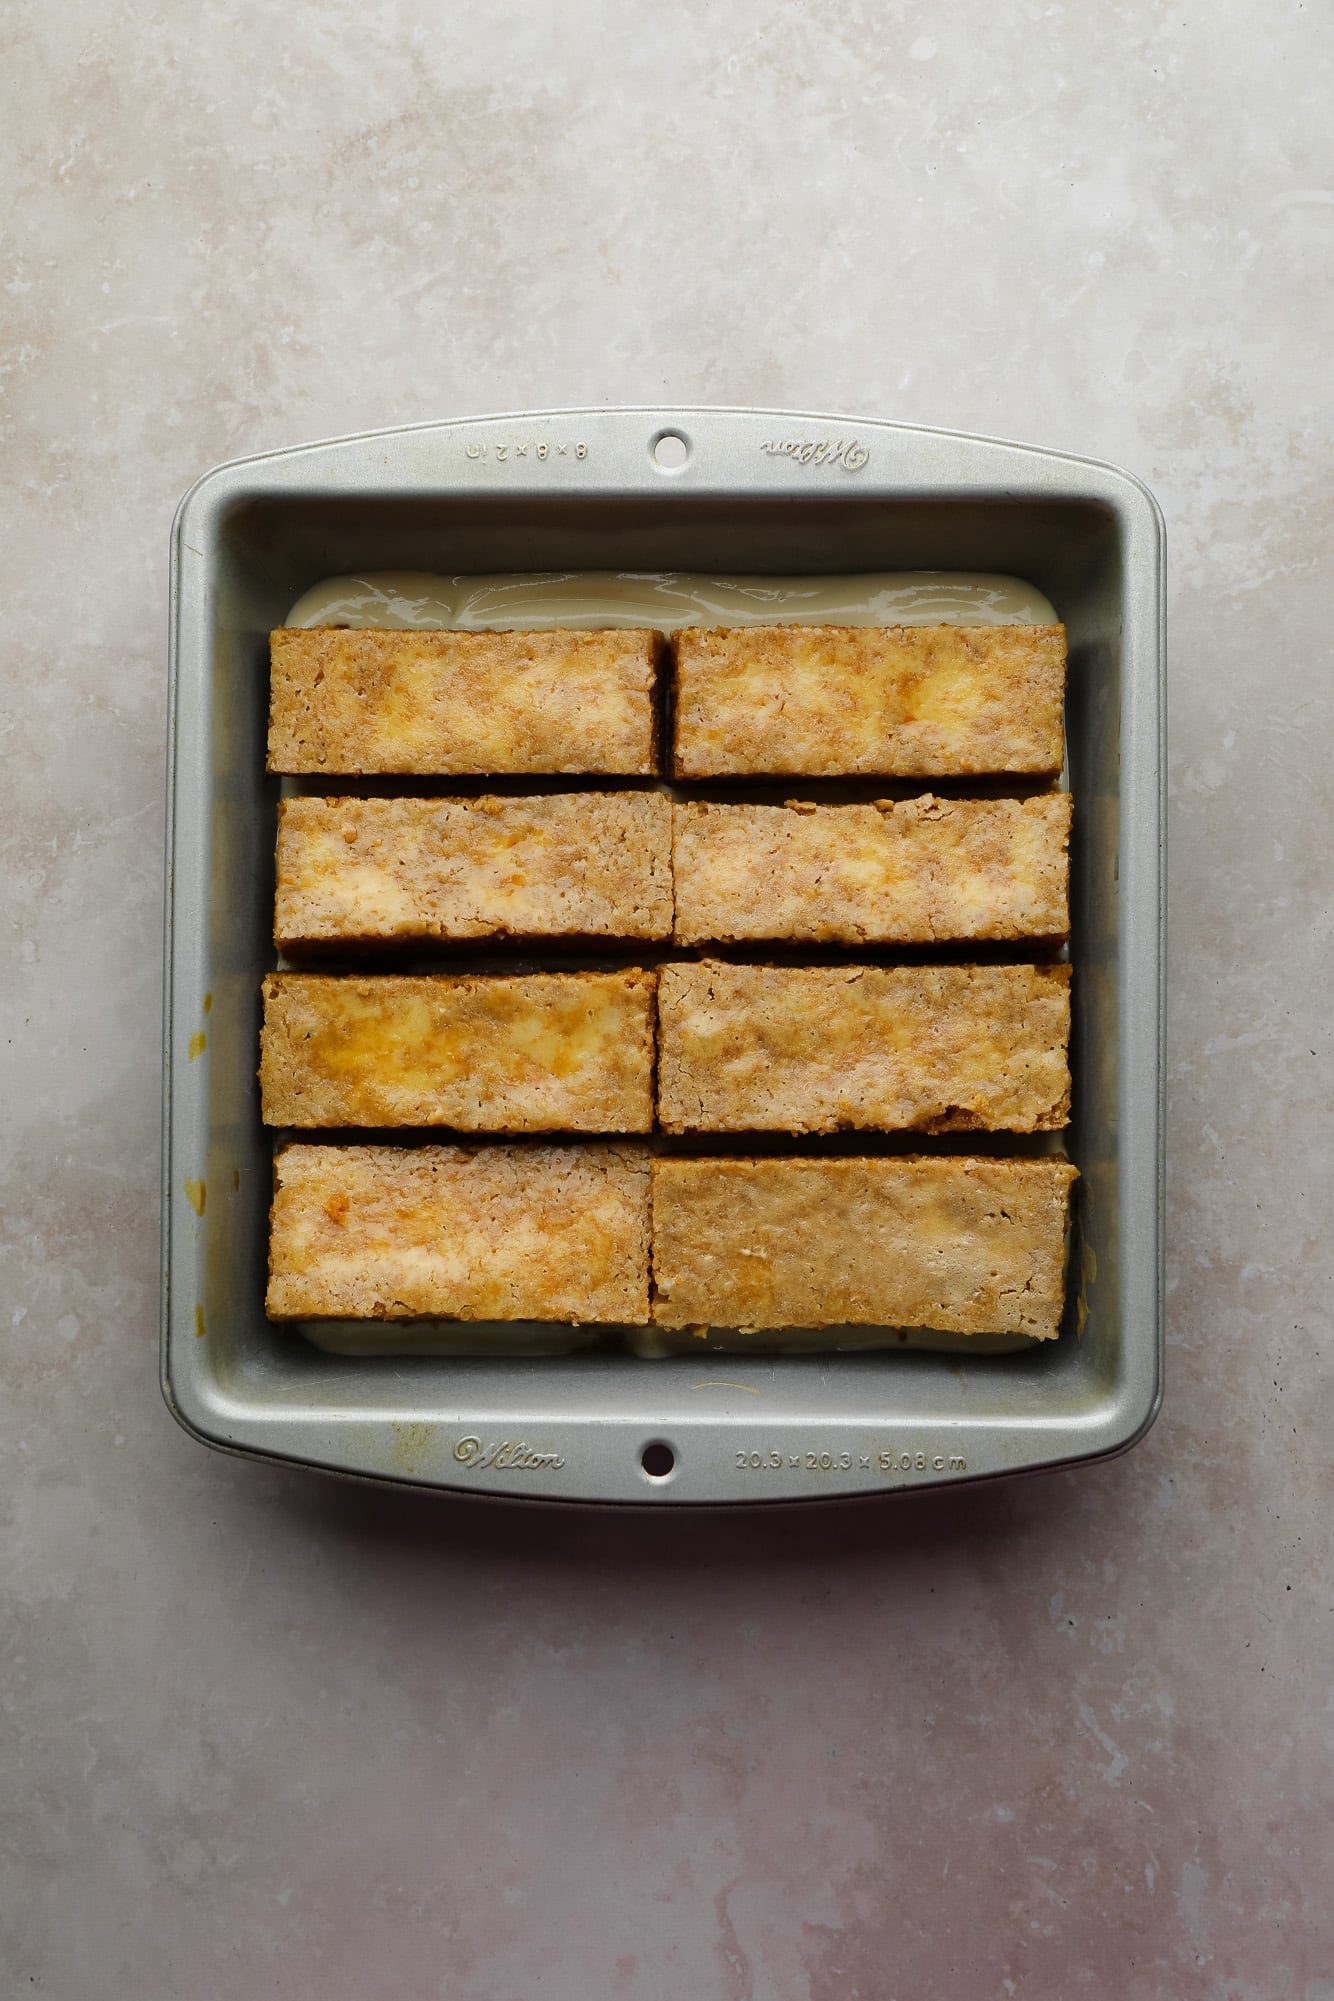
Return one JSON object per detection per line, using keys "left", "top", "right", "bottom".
{"left": 285, "top": 570, "right": 1067, "bottom": 1360}
{"left": 286, "top": 569, "right": 1058, "bottom": 631}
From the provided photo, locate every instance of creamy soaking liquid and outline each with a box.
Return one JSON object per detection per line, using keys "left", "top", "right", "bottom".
{"left": 285, "top": 569, "right": 1057, "bottom": 630}
{"left": 285, "top": 568, "right": 1064, "bottom": 1359}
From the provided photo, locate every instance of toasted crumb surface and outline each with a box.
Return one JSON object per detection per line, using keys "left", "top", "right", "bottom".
{"left": 267, "top": 1142, "right": 651, "bottom": 1322}
{"left": 672, "top": 624, "right": 1066, "bottom": 776}
{"left": 268, "top": 627, "right": 659, "bottom": 774}
{"left": 262, "top": 970, "right": 656, "bottom": 1131}
{"left": 656, "top": 962, "right": 1071, "bottom": 1134}
{"left": 672, "top": 794, "right": 1070, "bottom": 944}
{"left": 650, "top": 1155, "right": 1077, "bottom": 1335}
{"left": 275, "top": 792, "right": 673, "bottom": 946}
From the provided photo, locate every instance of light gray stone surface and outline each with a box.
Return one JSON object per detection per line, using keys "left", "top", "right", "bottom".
{"left": 3, "top": 3, "right": 1332, "bottom": 1995}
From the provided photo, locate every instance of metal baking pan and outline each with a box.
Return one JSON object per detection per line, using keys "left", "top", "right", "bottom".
{"left": 162, "top": 407, "right": 1165, "bottom": 1503}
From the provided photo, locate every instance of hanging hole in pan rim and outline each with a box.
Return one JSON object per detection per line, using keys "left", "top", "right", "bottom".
{"left": 651, "top": 430, "right": 690, "bottom": 471}
{"left": 640, "top": 1439, "right": 677, "bottom": 1480}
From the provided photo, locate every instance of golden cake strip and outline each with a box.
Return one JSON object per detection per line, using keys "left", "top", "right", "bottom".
{"left": 672, "top": 624, "right": 1066, "bottom": 777}
{"left": 268, "top": 627, "right": 659, "bottom": 775}
{"left": 261, "top": 970, "right": 656, "bottom": 1132}
{"left": 671, "top": 794, "right": 1070, "bottom": 945}
{"left": 656, "top": 962, "right": 1070, "bottom": 1135}
{"left": 267, "top": 1142, "right": 651, "bottom": 1322}
{"left": 274, "top": 792, "right": 672, "bottom": 947}
{"left": 650, "top": 1156, "right": 1077, "bottom": 1336}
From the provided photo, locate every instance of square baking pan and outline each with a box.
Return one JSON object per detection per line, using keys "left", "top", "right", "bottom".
{"left": 162, "top": 407, "right": 1165, "bottom": 1504}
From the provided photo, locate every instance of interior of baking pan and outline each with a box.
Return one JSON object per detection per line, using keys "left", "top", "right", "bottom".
{"left": 165, "top": 448, "right": 1155, "bottom": 1495}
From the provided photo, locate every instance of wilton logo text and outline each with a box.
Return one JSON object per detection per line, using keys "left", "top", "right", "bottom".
{"left": 453, "top": 1436, "right": 566, "bottom": 1472}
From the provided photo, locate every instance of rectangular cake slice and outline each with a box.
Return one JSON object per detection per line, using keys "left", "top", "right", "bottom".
{"left": 261, "top": 970, "right": 656, "bottom": 1132}
{"left": 267, "top": 1142, "right": 651, "bottom": 1322}
{"left": 672, "top": 624, "right": 1066, "bottom": 776}
{"left": 268, "top": 627, "right": 659, "bottom": 774}
{"left": 656, "top": 962, "right": 1070, "bottom": 1134}
{"left": 650, "top": 1155, "right": 1077, "bottom": 1336}
{"left": 671, "top": 794, "right": 1070, "bottom": 945}
{"left": 275, "top": 792, "right": 673, "bottom": 947}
